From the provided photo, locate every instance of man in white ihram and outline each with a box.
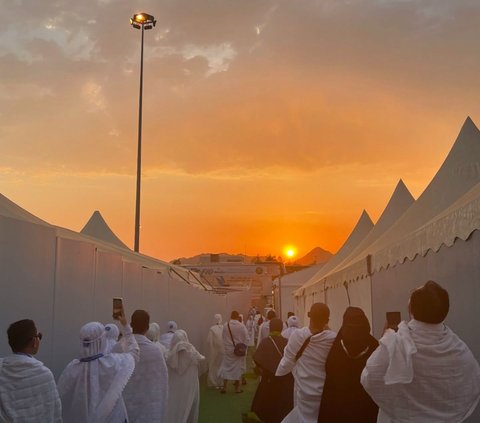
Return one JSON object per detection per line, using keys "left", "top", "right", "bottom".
{"left": 58, "top": 313, "right": 139, "bottom": 422}
{"left": 0, "top": 319, "right": 62, "bottom": 422}
{"left": 114, "top": 309, "right": 169, "bottom": 422}
{"left": 256, "top": 309, "right": 276, "bottom": 348}
{"left": 219, "top": 310, "right": 249, "bottom": 394}
{"left": 361, "top": 280, "right": 480, "bottom": 422}
{"left": 276, "top": 303, "right": 336, "bottom": 423}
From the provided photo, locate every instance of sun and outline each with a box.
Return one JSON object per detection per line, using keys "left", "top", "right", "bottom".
{"left": 284, "top": 246, "right": 297, "bottom": 259}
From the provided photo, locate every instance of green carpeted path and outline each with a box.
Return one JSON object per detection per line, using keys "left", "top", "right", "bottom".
{"left": 199, "top": 347, "right": 259, "bottom": 423}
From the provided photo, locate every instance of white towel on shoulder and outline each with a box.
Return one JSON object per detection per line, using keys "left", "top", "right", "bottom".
{"left": 380, "top": 321, "right": 417, "bottom": 385}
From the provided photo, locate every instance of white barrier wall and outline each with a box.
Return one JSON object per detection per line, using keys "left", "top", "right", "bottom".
{"left": 0, "top": 219, "right": 251, "bottom": 378}
{"left": 0, "top": 217, "right": 57, "bottom": 369}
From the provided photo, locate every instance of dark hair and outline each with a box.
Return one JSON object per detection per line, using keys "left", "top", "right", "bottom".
{"left": 308, "top": 303, "right": 330, "bottom": 325}
{"left": 287, "top": 312, "right": 295, "bottom": 318}
{"left": 231, "top": 310, "right": 240, "bottom": 320}
{"left": 267, "top": 310, "right": 276, "bottom": 320}
{"left": 269, "top": 318, "right": 283, "bottom": 333}
{"left": 410, "top": 281, "right": 449, "bottom": 324}
{"left": 7, "top": 319, "right": 37, "bottom": 352}
{"left": 131, "top": 310, "right": 150, "bottom": 333}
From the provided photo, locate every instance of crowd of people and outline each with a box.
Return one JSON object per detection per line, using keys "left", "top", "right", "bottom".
{"left": 1, "top": 280, "right": 480, "bottom": 423}
{"left": 0, "top": 311, "right": 204, "bottom": 422}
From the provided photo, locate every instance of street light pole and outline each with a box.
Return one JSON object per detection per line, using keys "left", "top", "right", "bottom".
{"left": 130, "top": 13, "right": 156, "bottom": 252}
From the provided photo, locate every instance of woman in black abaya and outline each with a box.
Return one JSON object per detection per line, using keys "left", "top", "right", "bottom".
{"left": 251, "top": 318, "right": 294, "bottom": 423}
{"left": 318, "top": 306, "right": 379, "bottom": 423}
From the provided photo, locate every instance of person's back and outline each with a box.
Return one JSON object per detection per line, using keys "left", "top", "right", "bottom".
{"left": 116, "top": 310, "right": 168, "bottom": 423}
{"left": 159, "top": 321, "right": 177, "bottom": 350}
{"left": 276, "top": 303, "right": 336, "bottom": 423}
{"left": 361, "top": 281, "right": 480, "bottom": 423}
{"left": 206, "top": 314, "right": 224, "bottom": 388}
{"left": 318, "top": 307, "right": 378, "bottom": 423}
{"left": 166, "top": 330, "right": 205, "bottom": 423}
{"left": 0, "top": 319, "right": 61, "bottom": 423}
{"left": 58, "top": 316, "right": 139, "bottom": 423}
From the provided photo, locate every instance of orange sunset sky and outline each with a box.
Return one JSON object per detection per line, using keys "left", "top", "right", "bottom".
{"left": 1, "top": 1, "right": 479, "bottom": 261}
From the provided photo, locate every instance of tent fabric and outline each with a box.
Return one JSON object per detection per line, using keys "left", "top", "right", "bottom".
{"left": 297, "top": 117, "right": 480, "bottom": 298}
{"left": 0, "top": 192, "right": 250, "bottom": 378}
{"left": 323, "top": 180, "right": 415, "bottom": 281}
{"left": 294, "top": 210, "right": 374, "bottom": 295}
{"left": 374, "top": 180, "right": 480, "bottom": 271}
{"left": 81, "top": 211, "right": 130, "bottom": 250}
{"left": 365, "top": 116, "right": 480, "bottom": 272}
{"left": 0, "top": 193, "right": 51, "bottom": 226}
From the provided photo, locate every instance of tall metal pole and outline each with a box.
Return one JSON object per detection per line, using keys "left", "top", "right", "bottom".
{"left": 134, "top": 25, "right": 144, "bottom": 252}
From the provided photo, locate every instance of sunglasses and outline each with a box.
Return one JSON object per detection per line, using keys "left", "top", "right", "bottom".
{"left": 33, "top": 332, "right": 43, "bottom": 341}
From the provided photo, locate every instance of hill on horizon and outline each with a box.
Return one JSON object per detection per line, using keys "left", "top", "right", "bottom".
{"left": 294, "top": 247, "right": 333, "bottom": 266}
{"left": 172, "top": 247, "right": 333, "bottom": 266}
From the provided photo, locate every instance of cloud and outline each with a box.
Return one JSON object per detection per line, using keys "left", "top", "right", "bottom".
{"left": 0, "top": 0, "right": 479, "bottom": 180}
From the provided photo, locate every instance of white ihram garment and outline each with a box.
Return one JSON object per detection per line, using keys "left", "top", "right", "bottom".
{"left": 146, "top": 323, "right": 168, "bottom": 357}
{"left": 0, "top": 354, "right": 62, "bottom": 423}
{"left": 282, "top": 316, "right": 300, "bottom": 340}
{"left": 219, "top": 320, "right": 249, "bottom": 381}
{"left": 104, "top": 323, "right": 120, "bottom": 354}
{"left": 114, "top": 334, "right": 169, "bottom": 422}
{"left": 276, "top": 327, "right": 336, "bottom": 423}
{"left": 206, "top": 315, "right": 224, "bottom": 387}
{"left": 361, "top": 319, "right": 480, "bottom": 423}
{"left": 166, "top": 330, "right": 205, "bottom": 423}
{"left": 246, "top": 318, "right": 255, "bottom": 347}
{"left": 256, "top": 320, "right": 270, "bottom": 348}
{"left": 58, "top": 322, "right": 139, "bottom": 423}
{"left": 159, "top": 321, "right": 177, "bottom": 350}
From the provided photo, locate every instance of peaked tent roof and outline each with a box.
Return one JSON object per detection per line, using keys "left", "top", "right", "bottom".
{"left": 322, "top": 179, "right": 415, "bottom": 278}
{"left": 375, "top": 179, "right": 480, "bottom": 270}
{"left": 294, "top": 209, "right": 374, "bottom": 294}
{"left": 0, "top": 193, "right": 51, "bottom": 226}
{"left": 365, "top": 117, "right": 480, "bottom": 271}
{"left": 81, "top": 211, "right": 130, "bottom": 250}
{"left": 0, "top": 192, "right": 211, "bottom": 291}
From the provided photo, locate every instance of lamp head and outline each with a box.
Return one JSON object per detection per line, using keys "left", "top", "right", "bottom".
{"left": 130, "top": 13, "right": 156, "bottom": 29}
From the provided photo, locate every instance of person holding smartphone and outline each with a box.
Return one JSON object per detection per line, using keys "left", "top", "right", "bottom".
{"left": 57, "top": 305, "right": 140, "bottom": 423}
{"left": 361, "top": 281, "right": 480, "bottom": 423}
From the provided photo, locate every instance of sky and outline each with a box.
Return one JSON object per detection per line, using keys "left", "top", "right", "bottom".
{"left": 1, "top": 0, "right": 480, "bottom": 261}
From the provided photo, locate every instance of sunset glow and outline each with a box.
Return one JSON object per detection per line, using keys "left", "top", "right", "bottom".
{"left": 284, "top": 247, "right": 297, "bottom": 259}
{"left": 1, "top": 1, "right": 479, "bottom": 261}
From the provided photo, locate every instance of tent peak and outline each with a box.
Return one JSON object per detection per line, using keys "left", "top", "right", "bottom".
{"left": 81, "top": 211, "right": 130, "bottom": 250}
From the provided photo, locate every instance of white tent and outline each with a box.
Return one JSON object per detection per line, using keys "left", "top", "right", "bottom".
{"left": 81, "top": 210, "right": 130, "bottom": 250}
{"left": 293, "top": 116, "right": 480, "bottom": 421}
{"left": 293, "top": 209, "right": 374, "bottom": 325}
{"left": 0, "top": 194, "right": 249, "bottom": 377}
{"left": 273, "top": 263, "right": 326, "bottom": 321}
{"left": 297, "top": 179, "right": 416, "bottom": 329}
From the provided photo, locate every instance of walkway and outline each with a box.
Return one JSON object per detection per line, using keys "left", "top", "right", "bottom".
{"left": 199, "top": 348, "right": 259, "bottom": 423}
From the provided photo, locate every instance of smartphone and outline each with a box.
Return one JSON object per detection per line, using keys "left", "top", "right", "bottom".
{"left": 113, "top": 297, "right": 124, "bottom": 320}
{"left": 386, "top": 311, "right": 401, "bottom": 330}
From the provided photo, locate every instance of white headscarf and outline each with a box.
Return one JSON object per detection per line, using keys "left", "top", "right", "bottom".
{"left": 80, "top": 322, "right": 107, "bottom": 358}
{"left": 287, "top": 316, "right": 299, "bottom": 328}
{"left": 167, "top": 320, "right": 178, "bottom": 332}
{"left": 104, "top": 324, "right": 119, "bottom": 354}
{"left": 57, "top": 322, "right": 136, "bottom": 423}
{"left": 166, "top": 330, "right": 204, "bottom": 375}
{"left": 146, "top": 322, "right": 161, "bottom": 342}
{"left": 214, "top": 314, "right": 222, "bottom": 325}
